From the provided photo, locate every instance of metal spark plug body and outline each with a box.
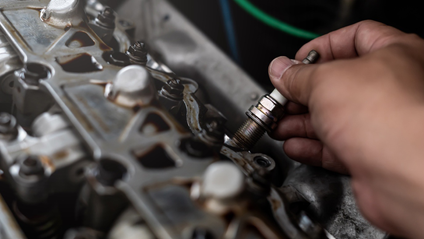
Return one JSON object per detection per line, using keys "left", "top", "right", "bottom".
{"left": 231, "top": 50, "right": 320, "bottom": 150}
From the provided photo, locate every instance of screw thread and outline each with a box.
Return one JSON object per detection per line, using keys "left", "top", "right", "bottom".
{"left": 232, "top": 118, "right": 266, "bottom": 150}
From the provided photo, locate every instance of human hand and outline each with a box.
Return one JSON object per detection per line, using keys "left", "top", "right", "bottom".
{"left": 268, "top": 20, "right": 424, "bottom": 238}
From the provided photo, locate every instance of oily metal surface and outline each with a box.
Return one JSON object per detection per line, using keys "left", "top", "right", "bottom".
{"left": 0, "top": 1, "right": 213, "bottom": 238}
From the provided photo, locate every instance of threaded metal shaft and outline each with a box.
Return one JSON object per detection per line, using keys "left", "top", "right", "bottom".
{"left": 231, "top": 118, "right": 266, "bottom": 150}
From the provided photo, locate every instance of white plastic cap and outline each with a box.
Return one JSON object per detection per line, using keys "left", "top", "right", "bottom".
{"left": 202, "top": 162, "right": 244, "bottom": 199}
{"left": 270, "top": 89, "right": 288, "bottom": 105}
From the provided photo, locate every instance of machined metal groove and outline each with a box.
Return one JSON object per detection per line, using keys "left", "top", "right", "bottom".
{"left": 232, "top": 118, "right": 266, "bottom": 150}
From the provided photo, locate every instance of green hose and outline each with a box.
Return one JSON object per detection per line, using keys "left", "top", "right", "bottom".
{"left": 233, "top": 0, "right": 321, "bottom": 39}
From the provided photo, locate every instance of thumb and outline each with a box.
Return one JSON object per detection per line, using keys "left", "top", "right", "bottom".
{"left": 268, "top": 56, "right": 319, "bottom": 106}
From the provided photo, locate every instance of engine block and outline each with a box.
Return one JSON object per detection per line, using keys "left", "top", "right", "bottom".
{"left": 0, "top": 0, "right": 385, "bottom": 239}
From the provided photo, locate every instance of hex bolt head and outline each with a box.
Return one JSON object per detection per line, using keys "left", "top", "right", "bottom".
{"left": 160, "top": 79, "right": 185, "bottom": 100}
{"left": 96, "top": 7, "right": 116, "bottom": 29}
{"left": 19, "top": 155, "right": 44, "bottom": 176}
{"left": 126, "top": 41, "right": 148, "bottom": 66}
{"left": 0, "top": 112, "right": 18, "bottom": 138}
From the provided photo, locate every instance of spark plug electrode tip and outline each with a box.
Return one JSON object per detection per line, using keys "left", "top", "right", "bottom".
{"left": 302, "top": 50, "right": 320, "bottom": 64}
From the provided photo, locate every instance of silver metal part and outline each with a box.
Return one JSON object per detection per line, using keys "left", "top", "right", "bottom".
{"left": 248, "top": 95, "right": 285, "bottom": 132}
{"left": 302, "top": 50, "right": 320, "bottom": 64}
{"left": 89, "top": 7, "right": 116, "bottom": 44}
{"left": 230, "top": 50, "right": 320, "bottom": 151}
{"left": 126, "top": 41, "right": 148, "bottom": 66}
{"left": 0, "top": 0, "right": 384, "bottom": 239}
{"left": 41, "top": 0, "right": 86, "bottom": 28}
{"left": 107, "top": 65, "right": 155, "bottom": 107}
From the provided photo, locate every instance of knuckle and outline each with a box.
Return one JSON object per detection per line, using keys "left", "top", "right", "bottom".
{"left": 357, "top": 20, "right": 384, "bottom": 31}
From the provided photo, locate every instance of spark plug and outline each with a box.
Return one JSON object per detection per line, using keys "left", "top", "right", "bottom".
{"left": 230, "top": 50, "right": 320, "bottom": 150}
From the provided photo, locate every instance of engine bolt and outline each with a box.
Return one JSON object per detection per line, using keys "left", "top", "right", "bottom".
{"left": 126, "top": 41, "right": 148, "bottom": 66}
{"left": 19, "top": 155, "right": 44, "bottom": 176}
{"left": 96, "top": 7, "right": 115, "bottom": 29}
{"left": 0, "top": 112, "right": 18, "bottom": 140}
{"left": 160, "top": 78, "right": 185, "bottom": 101}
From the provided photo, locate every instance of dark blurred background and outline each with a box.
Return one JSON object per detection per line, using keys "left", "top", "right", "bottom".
{"left": 166, "top": 0, "right": 424, "bottom": 90}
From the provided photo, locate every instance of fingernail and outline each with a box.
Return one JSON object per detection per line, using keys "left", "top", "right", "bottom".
{"left": 269, "top": 56, "right": 295, "bottom": 80}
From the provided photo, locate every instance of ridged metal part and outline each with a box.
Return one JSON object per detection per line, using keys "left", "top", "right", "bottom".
{"left": 231, "top": 118, "right": 266, "bottom": 150}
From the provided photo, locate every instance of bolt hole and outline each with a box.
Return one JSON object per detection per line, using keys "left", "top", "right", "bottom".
{"left": 25, "top": 63, "right": 50, "bottom": 79}
{"left": 111, "top": 52, "right": 129, "bottom": 61}
{"left": 254, "top": 156, "right": 271, "bottom": 168}
{"left": 96, "top": 159, "right": 127, "bottom": 186}
{"left": 17, "top": 86, "right": 21, "bottom": 93}
{"left": 9, "top": 81, "right": 14, "bottom": 88}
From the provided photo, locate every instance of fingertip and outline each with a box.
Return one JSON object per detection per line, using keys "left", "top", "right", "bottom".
{"left": 268, "top": 56, "right": 295, "bottom": 83}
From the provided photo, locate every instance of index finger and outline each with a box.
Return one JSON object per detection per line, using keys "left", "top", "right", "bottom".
{"left": 295, "top": 20, "right": 408, "bottom": 62}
